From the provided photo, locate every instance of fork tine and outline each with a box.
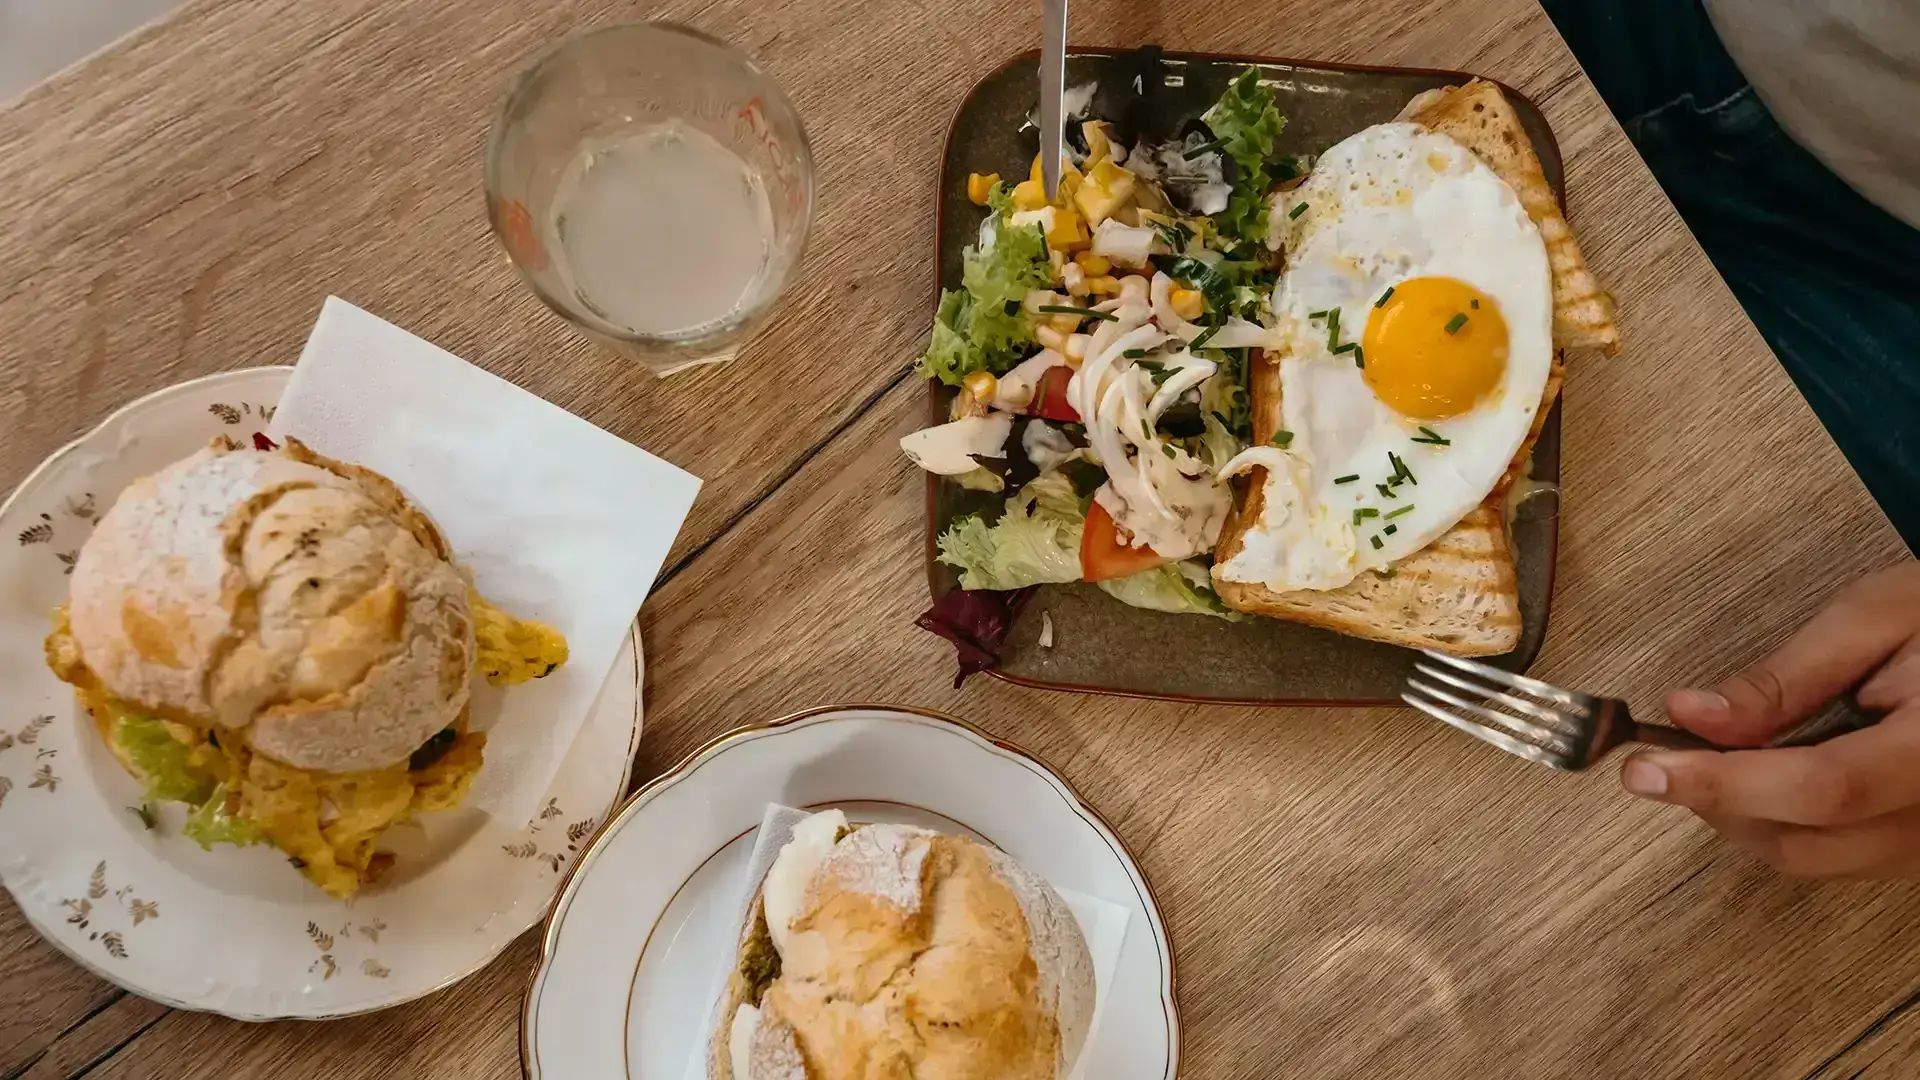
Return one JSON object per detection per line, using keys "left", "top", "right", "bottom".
{"left": 1419, "top": 649, "right": 1589, "bottom": 713}
{"left": 1408, "top": 675, "right": 1578, "bottom": 761}
{"left": 1402, "top": 689, "right": 1568, "bottom": 770}
{"left": 1414, "top": 661, "right": 1586, "bottom": 740}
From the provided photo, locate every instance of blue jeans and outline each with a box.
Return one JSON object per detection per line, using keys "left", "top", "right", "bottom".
{"left": 1543, "top": 0, "right": 1920, "bottom": 549}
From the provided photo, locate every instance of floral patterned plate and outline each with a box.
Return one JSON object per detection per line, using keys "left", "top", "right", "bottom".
{"left": 0, "top": 367, "right": 643, "bottom": 1019}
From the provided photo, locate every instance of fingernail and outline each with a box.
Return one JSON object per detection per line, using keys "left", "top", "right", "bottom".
{"left": 1622, "top": 759, "right": 1670, "bottom": 798}
{"left": 1671, "top": 689, "right": 1729, "bottom": 716}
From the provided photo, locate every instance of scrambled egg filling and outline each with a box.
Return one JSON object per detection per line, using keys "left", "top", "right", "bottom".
{"left": 471, "top": 590, "right": 569, "bottom": 686}
{"left": 45, "top": 591, "right": 563, "bottom": 900}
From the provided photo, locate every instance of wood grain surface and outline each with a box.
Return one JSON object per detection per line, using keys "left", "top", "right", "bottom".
{"left": 0, "top": 0, "right": 1912, "bottom": 1077}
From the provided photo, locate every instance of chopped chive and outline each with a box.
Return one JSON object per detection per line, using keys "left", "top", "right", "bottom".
{"left": 1414, "top": 426, "right": 1451, "bottom": 445}
{"left": 1334, "top": 474, "right": 1360, "bottom": 484}
{"left": 1189, "top": 324, "right": 1221, "bottom": 349}
{"left": 1163, "top": 444, "right": 1177, "bottom": 459}
{"left": 1271, "top": 430, "right": 1294, "bottom": 448}
{"left": 1376, "top": 483, "right": 1396, "bottom": 499}
{"left": 1370, "top": 535, "right": 1384, "bottom": 550}
{"left": 1123, "top": 348, "right": 1148, "bottom": 359}
{"left": 1183, "top": 138, "right": 1226, "bottom": 159}
{"left": 1384, "top": 503, "right": 1414, "bottom": 520}
{"left": 1327, "top": 308, "right": 1341, "bottom": 337}
{"left": 1352, "top": 508, "right": 1379, "bottom": 525}
{"left": 1039, "top": 304, "right": 1118, "bottom": 322}
{"left": 1331, "top": 342, "right": 1357, "bottom": 355}
{"left": 1374, "top": 287, "right": 1395, "bottom": 308}
{"left": 1444, "top": 312, "right": 1469, "bottom": 334}
{"left": 1210, "top": 410, "right": 1230, "bottom": 427}
{"left": 1470, "top": 298, "right": 1480, "bottom": 310}
{"left": 1388, "top": 451, "right": 1417, "bottom": 485}
{"left": 1308, "top": 309, "right": 1330, "bottom": 321}
{"left": 1384, "top": 523, "right": 1398, "bottom": 535}
{"left": 1353, "top": 345, "right": 1365, "bottom": 369}
{"left": 1289, "top": 202, "right": 1308, "bottom": 219}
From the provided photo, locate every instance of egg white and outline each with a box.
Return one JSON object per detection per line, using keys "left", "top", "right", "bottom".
{"left": 1220, "top": 123, "right": 1552, "bottom": 593}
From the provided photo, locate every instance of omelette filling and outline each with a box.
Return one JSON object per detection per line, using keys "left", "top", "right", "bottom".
{"left": 44, "top": 593, "right": 566, "bottom": 899}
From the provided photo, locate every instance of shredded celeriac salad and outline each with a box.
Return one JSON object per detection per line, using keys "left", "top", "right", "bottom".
{"left": 904, "top": 69, "right": 1294, "bottom": 622}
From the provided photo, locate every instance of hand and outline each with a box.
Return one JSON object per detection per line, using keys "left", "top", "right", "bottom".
{"left": 1620, "top": 561, "right": 1920, "bottom": 878}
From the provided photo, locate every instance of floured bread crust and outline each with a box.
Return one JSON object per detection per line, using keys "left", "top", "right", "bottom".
{"left": 713, "top": 824, "right": 1096, "bottom": 1080}
{"left": 68, "top": 437, "right": 473, "bottom": 773}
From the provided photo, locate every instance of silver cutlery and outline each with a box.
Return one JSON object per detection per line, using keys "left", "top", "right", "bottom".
{"left": 1404, "top": 650, "right": 1877, "bottom": 771}
{"left": 1038, "top": 0, "right": 1069, "bottom": 198}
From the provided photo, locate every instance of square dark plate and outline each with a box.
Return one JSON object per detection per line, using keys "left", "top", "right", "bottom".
{"left": 925, "top": 47, "right": 1562, "bottom": 705}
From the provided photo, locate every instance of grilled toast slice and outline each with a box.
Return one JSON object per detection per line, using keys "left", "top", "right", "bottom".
{"left": 1212, "top": 80, "right": 1607, "bottom": 655}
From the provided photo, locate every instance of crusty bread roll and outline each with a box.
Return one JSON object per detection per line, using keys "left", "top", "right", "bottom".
{"left": 712, "top": 818, "right": 1097, "bottom": 1080}
{"left": 67, "top": 437, "right": 473, "bottom": 773}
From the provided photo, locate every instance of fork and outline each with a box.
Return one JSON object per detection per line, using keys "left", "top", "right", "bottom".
{"left": 1037, "top": 0, "right": 1069, "bottom": 198}
{"left": 1404, "top": 650, "right": 1878, "bottom": 771}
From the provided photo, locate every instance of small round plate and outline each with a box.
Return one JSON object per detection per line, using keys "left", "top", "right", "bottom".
{"left": 523, "top": 705, "right": 1180, "bottom": 1079}
{"left": 0, "top": 368, "right": 644, "bottom": 1019}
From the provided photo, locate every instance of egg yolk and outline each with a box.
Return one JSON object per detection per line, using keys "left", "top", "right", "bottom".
{"left": 1360, "top": 276, "right": 1508, "bottom": 419}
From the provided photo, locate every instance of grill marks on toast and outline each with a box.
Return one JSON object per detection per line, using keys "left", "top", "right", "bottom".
{"left": 1213, "top": 80, "right": 1610, "bottom": 655}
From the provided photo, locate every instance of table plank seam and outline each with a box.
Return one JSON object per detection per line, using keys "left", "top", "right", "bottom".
{"left": 1797, "top": 982, "right": 1920, "bottom": 1080}
{"left": 652, "top": 363, "right": 915, "bottom": 589}
{"left": 1, "top": 989, "right": 129, "bottom": 1080}
{"left": 1628, "top": 861, "right": 1710, "bottom": 919}
{"left": 58, "top": 1005, "right": 169, "bottom": 1080}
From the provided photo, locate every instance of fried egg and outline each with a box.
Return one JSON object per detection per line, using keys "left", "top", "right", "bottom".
{"left": 1218, "top": 123, "right": 1552, "bottom": 592}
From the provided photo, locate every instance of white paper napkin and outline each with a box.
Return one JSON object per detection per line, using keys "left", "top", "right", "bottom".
{"left": 690, "top": 804, "right": 1130, "bottom": 1080}
{"left": 268, "top": 297, "right": 702, "bottom": 823}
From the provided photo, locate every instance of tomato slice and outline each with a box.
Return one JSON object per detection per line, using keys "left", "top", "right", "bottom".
{"left": 1031, "top": 366, "right": 1080, "bottom": 423}
{"left": 1080, "top": 500, "right": 1174, "bottom": 582}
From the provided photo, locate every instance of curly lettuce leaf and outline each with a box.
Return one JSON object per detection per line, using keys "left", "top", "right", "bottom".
{"left": 936, "top": 472, "right": 1087, "bottom": 591}
{"left": 917, "top": 184, "right": 1053, "bottom": 386}
{"left": 1202, "top": 69, "right": 1288, "bottom": 243}
{"left": 183, "top": 784, "right": 266, "bottom": 850}
{"left": 1097, "top": 560, "right": 1246, "bottom": 620}
{"left": 115, "top": 714, "right": 216, "bottom": 805}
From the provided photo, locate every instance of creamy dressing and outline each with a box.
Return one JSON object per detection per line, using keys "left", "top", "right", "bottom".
{"left": 1066, "top": 290, "right": 1230, "bottom": 559}
{"left": 548, "top": 122, "right": 774, "bottom": 336}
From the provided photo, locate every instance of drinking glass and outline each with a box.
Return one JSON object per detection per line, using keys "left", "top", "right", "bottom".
{"left": 485, "top": 23, "right": 814, "bottom": 374}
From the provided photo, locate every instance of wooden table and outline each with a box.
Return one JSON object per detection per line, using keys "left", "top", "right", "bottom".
{"left": 1, "top": 0, "right": 1913, "bottom": 1076}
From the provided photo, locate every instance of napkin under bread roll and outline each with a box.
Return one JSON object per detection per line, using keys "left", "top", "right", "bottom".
{"left": 710, "top": 816, "right": 1096, "bottom": 1080}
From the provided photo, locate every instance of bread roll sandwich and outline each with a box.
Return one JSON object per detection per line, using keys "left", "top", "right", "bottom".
{"left": 711, "top": 810, "right": 1097, "bottom": 1080}
{"left": 43, "top": 436, "right": 568, "bottom": 898}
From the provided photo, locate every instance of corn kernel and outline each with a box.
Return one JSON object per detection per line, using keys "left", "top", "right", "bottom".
{"left": 1035, "top": 325, "right": 1068, "bottom": 351}
{"left": 1170, "top": 287, "right": 1205, "bottom": 320}
{"left": 1086, "top": 275, "right": 1122, "bottom": 296}
{"left": 1011, "top": 179, "right": 1048, "bottom": 211}
{"left": 1045, "top": 206, "right": 1089, "bottom": 251}
{"left": 1062, "top": 263, "right": 1089, "bottom": 297}
{"left": 1059, "top": 164, "right": 1084, "bottom": 201}
{"left": 1065, "top": 333, "right": 1091, "bottom": 361}
{"left": 1049, "top": 312, "right": 1083, "bottom": 334}
{"left": 966, "top": 172, "right": 1000, "bottom": 206}
{"left": 1075, "top": 253, "right": 1112, "bottom": 276}
{"left": 962, "top": 370, "right": 998, "bottom": 400}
